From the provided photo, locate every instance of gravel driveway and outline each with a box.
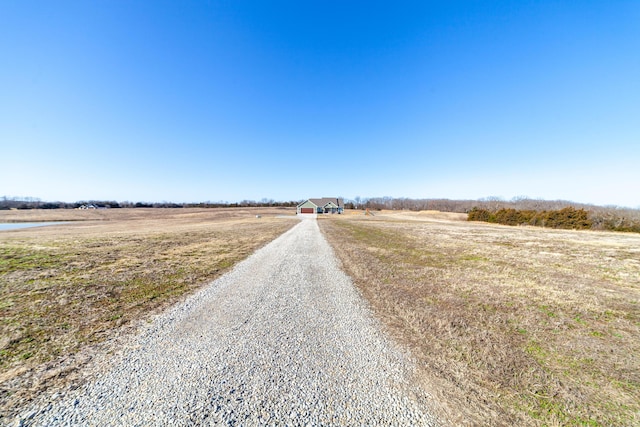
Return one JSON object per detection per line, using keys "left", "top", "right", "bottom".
{"left": 27, "top": 217, "right": 436, "bottom": 426}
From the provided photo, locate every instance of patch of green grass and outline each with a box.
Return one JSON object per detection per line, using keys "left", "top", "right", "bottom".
{"left": 539, "top": 305, "right": 557, "bottom": 318}
{"left": 574, "top": 315, "right": 587, "bottom": 325}
{"left": 0, "top": 245, "right": 64, "bottom": 272}
{"left": 336, "top": 221, "right": 452, "bottom": 268}
{"left": 525, "top": 340, "right": 549, "bottom": 361}
{"left": 601, "top": 310, "right": 615, "bottom": 321}
{"left": 108, "top": 313, "right": 122, "bottom": 321}
{"left": 0, "top": 298, "right": 14, "bottom": 309}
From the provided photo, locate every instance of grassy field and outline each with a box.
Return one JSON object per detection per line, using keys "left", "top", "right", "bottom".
{"left": 319, "top": 210, "right": 640, "bottom": 426}
{"left": 0, "top": 207, "right": 297, "bottom": 417}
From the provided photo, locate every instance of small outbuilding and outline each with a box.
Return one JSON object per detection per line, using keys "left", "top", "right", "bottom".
{"left": 297, "top": 198, "right": 344, "bottom": 215}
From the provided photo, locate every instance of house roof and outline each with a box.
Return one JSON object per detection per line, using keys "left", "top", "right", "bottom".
{"left": 296, "top": 197, "right": 344, "bottom": 208}
{"left": 296, "top": 200, "right": 316, "bottom": 208}
{"left": 309, "top": 197, "right": 343, "bottom": 207}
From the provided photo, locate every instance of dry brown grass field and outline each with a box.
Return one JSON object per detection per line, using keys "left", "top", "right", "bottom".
{"left": 0, "top": 207, "right": 297, "bottom": 418}
{"left": 319, "top": 210, "right": 640, "bottom": 426}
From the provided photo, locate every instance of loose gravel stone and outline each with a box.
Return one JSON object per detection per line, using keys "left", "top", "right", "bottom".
{"left": 25, "top": 218, "right": 436, "bottom": 426}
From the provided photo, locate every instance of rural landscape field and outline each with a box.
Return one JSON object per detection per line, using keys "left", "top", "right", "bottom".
{"left": 2, "top": 207, "right": 639, "bottom": 425}
{"left": 4, "top": 0, "right": 639, "bottom": 424}
{"left": 0, "top": 207, "right": 298, "bottom": 421}
{"left": 319, "top": 211, "right": 640, "bottom": 426}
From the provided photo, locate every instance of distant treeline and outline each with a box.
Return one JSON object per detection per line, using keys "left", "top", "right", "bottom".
{"left": 468, "top": 206, "right": 640, "bottom": 233}
{"left": 348, "top": 195, "right": 637, "bottom": 214}
{"left": 0, "top": 197, "right": 299, "bottom": 210}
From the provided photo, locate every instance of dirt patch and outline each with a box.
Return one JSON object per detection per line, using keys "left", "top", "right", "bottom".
{"left": 0, "top": 207, "right": 297, "bottom": 421}
{"left": 319, "top": 214, "right": 640, "bottom": 426}
{"left": 380, "top": 210, "right": 467, "bottom": 222}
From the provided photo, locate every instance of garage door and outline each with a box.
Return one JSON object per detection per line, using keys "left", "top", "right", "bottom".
{"left": 300, "top": 208, "right": 314, "bottom": 214}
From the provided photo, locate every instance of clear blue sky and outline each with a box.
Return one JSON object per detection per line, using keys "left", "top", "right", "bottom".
{"left": 2, "top": 1, "right": 639, "bottom": 207}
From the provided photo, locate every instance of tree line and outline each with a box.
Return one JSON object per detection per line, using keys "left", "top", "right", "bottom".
{"left": 347, "top": 195, "right": 637, "bottom": 213}
{"left": 467, "top": 206, "right": 640, "bottom": 233}
{"left": 0, "top": 197, "right": 300, "bottom": 210}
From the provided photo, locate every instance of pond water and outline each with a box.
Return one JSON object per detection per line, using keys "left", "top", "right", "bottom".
{"left": 0, "top": 222, "right": 68, "bottom": 231}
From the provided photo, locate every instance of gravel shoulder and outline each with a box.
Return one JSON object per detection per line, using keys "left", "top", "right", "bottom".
{"left": 23, "top": 217, "right": 436, "bottom": 426}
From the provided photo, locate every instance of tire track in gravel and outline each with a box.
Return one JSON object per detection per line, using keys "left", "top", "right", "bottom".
{"left": 27, "top": 217, "right": 437, "bottom": 426}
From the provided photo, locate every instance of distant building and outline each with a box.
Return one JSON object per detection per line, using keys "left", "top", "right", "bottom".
{"left": 297, "top": 198, "right": 344, "bottom": 215}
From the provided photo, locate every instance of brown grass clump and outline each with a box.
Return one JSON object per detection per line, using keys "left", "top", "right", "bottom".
{"left": 0, "top": 207, "right": 297, "bottom": 420}
{"left": 319, "top": 212, "right": 640, "bottom": 426}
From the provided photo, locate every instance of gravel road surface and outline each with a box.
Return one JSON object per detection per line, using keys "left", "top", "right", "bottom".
{"left": 26, "top": 217, "right": 436, "bottom": 426}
